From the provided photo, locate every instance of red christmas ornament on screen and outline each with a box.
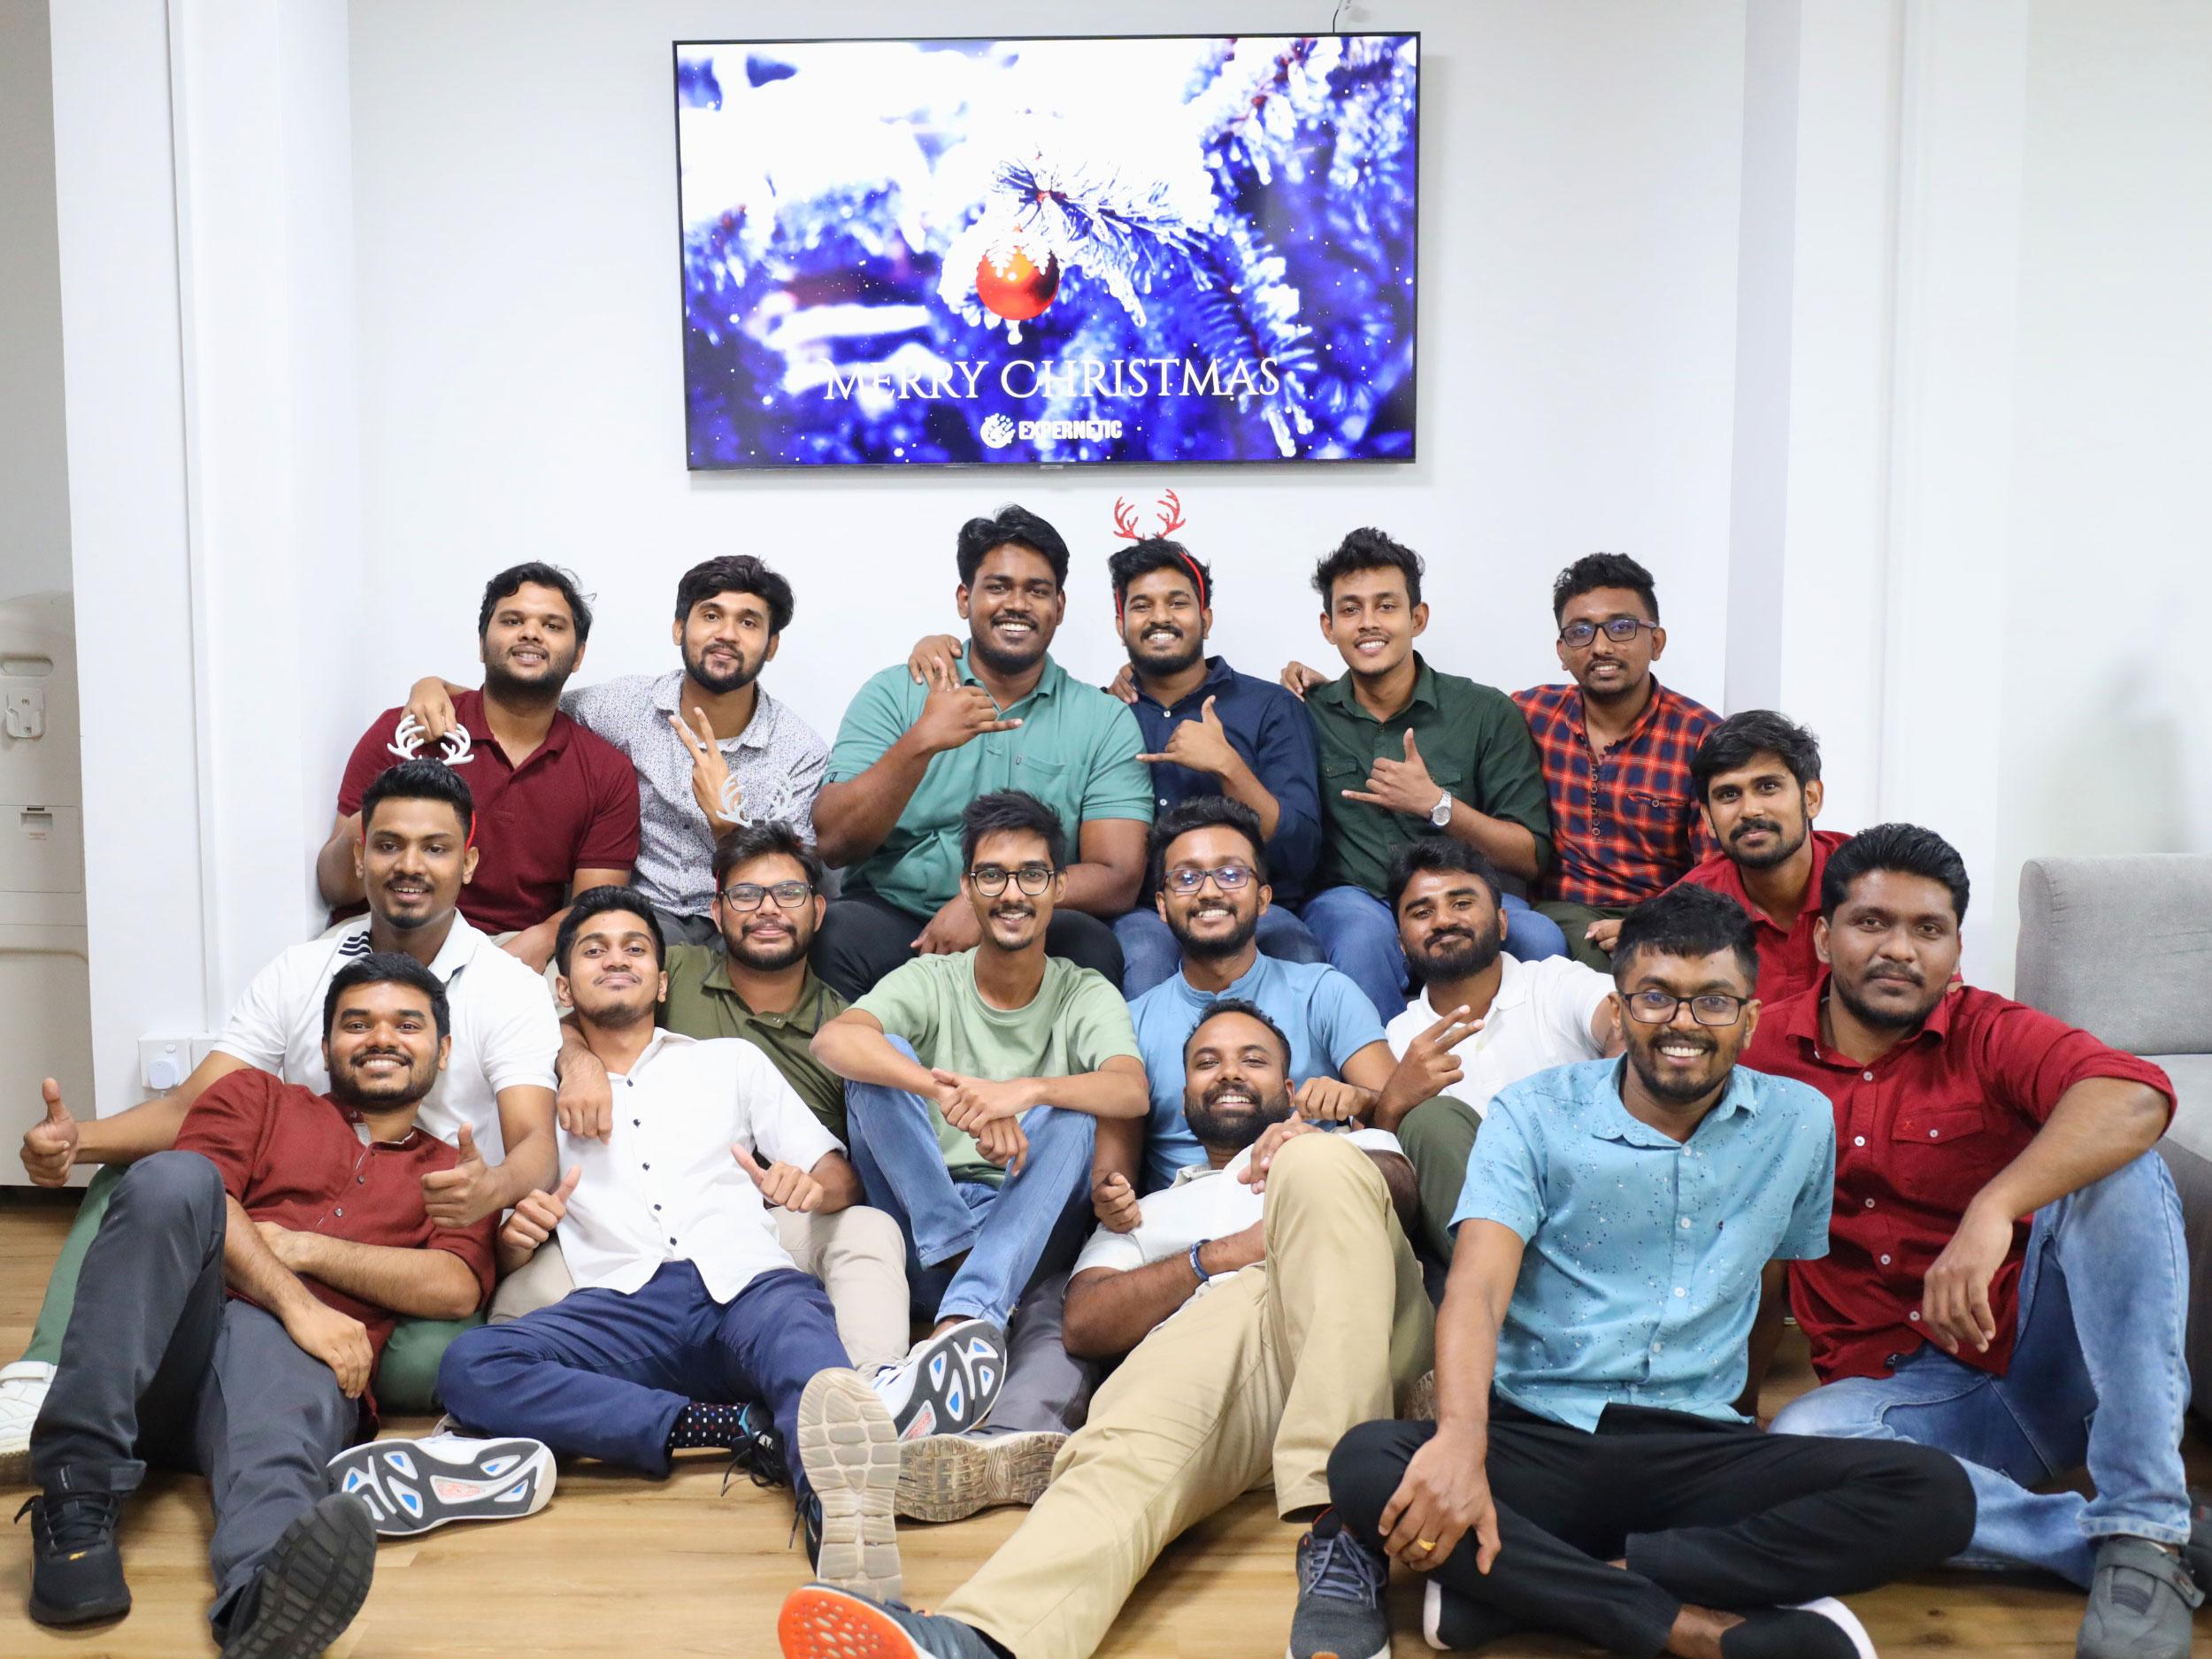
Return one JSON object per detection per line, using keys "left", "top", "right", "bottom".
{"left": 976, "top": 244, "right": 1061, "bottom": 321}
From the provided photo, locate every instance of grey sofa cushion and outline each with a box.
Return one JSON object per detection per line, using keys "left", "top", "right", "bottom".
{"left": 2016, "top": 856, "right": 2212, "bottom": 1056}
{"left": 2149, "top": 1052, "right": 2212, "bottom": 1164}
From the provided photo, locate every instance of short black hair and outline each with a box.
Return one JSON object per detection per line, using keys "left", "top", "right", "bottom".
{"left": 323, "top": 951, "right": 449, "bottom": 1042}
{"left": 1184, "top": 995, "right": 1292, "bottom": 1068}
{"left": 1551, "top": 552, "right": 1658, "bottom": 626}
{"left": 478, "top": 562, "right": 593, "bottom": 645}
{"left": 1108, "top": 538, "right": 1212, "bottom": 611}
{"left": 362, "top": 758, "right": 473, "bottom": 838}
{"left": 1386, "top": 836, "right": 1502, "bottom": 912}
{"left": 956, "top": 504, "right": 1071, "bottom": 588}
{"left": 1612, "top": 885, "right": 1761, "bottom": 990}
{"left": 556, "top": 885, "right": 667, "bottom": 973}
{"left": 1690, "top": 710, "right": 1822, "bottom": 803}
{"left": 711, "top": 820, "right": 826, "bottom": 892}
{"left": 675, "top": 555, "right": 795, "bottom": 635}
{"left": 1148, "top": 795, "right": 1269, "bottom": 892}
{"left": 960, "top": 789, "right": 1067, "bottom": 872}
{"left": 1310, "top": 526, "right": 1424, "bottom": 611}
{"left": 1821, "top": 823, "right": 1971, "bottom": 926}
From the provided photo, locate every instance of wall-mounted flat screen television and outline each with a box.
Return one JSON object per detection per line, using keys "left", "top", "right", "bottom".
{"left": 675, "top": 34, "right": 1420, "bottom": 469}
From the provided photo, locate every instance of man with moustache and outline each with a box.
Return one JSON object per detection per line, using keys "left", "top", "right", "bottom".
{"left": 775, "top": 999, "right": 1432, "bottom": 1659}
{"left": 812, "top": 506, "right": 1151, "bottom": 1000}
{"left": 440, "top": 888, "right": 997, "bottom": 1603}
{"left": 2, "top": 762, "right": 559, "bottom": 1457}
{"left": 1754, "top": 826, "right": 2206, "bottom": 1659}
{"left": 1319, "top": 886, "right": 1975, "bottom": 1659}
{"left": 20, "top": 956, "right": 516, "bottom": 1655}
{"left": 1512, "top": 553, "right": 1719, "bottom": 971}
{"left": 1279, "top": 527, "right": 1567, "bottom": 1019}
{"left": 1373, "top": 839, "right": 1621, "bottom": 1261}
{"left": 1587, "top": 710, "right": 1845, "bottom": 1006}
{"left": 321, "top": 563, "right": 640, "bottom": 970}
{"left": 403, "top": 555, "right": 828, "bottom": 944}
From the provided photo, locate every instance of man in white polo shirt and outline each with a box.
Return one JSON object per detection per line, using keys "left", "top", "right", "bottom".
{"left": 776, "top": 998, "right": 1433, "bottom": 1659}
{"left": 1374, "top": 838, "right": 1619, "bottom": 1260}
{"left": 3, "top": 760, "right": 559, "bottom": 1461}
{"left": 439, "top": 889, "right": 1005, "bottom": 1603}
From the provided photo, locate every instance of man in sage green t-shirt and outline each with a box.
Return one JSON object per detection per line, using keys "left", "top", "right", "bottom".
{"left": 811, "top": 791, "right": 1148, "bottom": 1340}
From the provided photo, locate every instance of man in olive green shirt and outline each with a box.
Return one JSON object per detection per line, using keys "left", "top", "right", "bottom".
{"left": 1279, "top": 529, "right": 1568, "bottom": 1018}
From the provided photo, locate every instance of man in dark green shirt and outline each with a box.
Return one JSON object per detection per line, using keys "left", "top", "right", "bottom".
{"left": 1279, "top": 529, "right": 1568, "bottom": 1017}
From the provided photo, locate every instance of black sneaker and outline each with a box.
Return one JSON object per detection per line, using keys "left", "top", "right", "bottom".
{"left": 720, "top": 1402, "right": 791, "bottom": 1495}
{"left": 19, "top": 1487, "right": 130, "bottom": 1626}
{"left": 219, "top": 1492, "right": 376, "bottom": 1659}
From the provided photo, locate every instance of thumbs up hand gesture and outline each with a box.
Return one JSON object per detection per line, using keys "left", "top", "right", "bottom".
{"left": 1135, "top": 695, "right": 1240, "bottom": 780}
{"left": 499, "top": 1165, "right": 580, "bottom": 1258}
{"left": 422, "top": 1122, "right": 496, "bottom": 1229}
{"left": 733, "top": 1143, "right": 823, "bottom": 1213}
{"left": 1341, "top": 727, "right": 1447, "bottom": 820}
{"left": 21, "top": 1079, "right": 80, "bottom": 1187}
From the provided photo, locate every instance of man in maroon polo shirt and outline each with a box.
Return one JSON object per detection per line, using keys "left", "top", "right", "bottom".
{"left": 1513, "top": 552, "right": 1719, "bottom": 971}
{"left": 21, "top": 955, "right": 530, "bottom": 1656}
{"left": 319, "top": 563, "right": 639, "bottom": 970}
{"left": 1747, "top": 826, "right": 2205, "bottom": 1659}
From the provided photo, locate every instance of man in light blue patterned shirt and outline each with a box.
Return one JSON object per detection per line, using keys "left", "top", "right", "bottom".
{"left": 1305, "top": 887, "right": 1977, "bottom": 1659}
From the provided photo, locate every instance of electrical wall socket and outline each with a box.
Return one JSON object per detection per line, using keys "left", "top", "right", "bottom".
{"left": 137, "top": 1035, "right": 219, "bottom": 1094}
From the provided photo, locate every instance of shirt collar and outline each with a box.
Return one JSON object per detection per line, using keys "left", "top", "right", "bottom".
{"left": 1137, "top": 655, "right": 1240, "bottom": 713}
{"left": 457, "top": 687, "right": 572, "bottom": 763}
{"left": 1590, "top": 1057, "right": 1760, "bottom": 1147}
{"left": 959, "top": 652, "right": 1064, "bottom": 709}
{"left": 614, "top": 1027, "right": 691, "bottom": 1079}
{"left": 1306, "top": 651, "right": 1438, "bottom": 716}
{"left": 651, "top": 671, "right": 776, "bottom": 750}
{"left": 326, "top": 1093, "right": 425, "bottom": 1150}
{"left": 342, "top": 913, "right": 486, "bottom": 987}
{"left": 692, "top": 954, "right": 836, "bottom": 1030}
{"left": 1786, "top": 969, "right": 1958, "bottom": 1063}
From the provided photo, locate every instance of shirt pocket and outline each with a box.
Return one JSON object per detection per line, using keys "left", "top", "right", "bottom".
{"left": 1006, "top": 753, "right": 1078, "bottom": 828}
{"left": 1888, "top": 1107, "right": 2006, "bottom": 1204}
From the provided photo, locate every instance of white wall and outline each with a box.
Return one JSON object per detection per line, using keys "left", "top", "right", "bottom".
{"left": 0, "top": 0, "right": 72, "bottom": 599}
{"left": 344, "top": 0, "right": 1750, "bottom": 749}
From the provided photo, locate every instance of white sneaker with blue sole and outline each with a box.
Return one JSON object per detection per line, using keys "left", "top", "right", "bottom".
{"left": 326, "top": 1432, "right": 555, "bottom": 1536}
{"left": 871, "top": 1320, "right": 1008, "bottom": 1441}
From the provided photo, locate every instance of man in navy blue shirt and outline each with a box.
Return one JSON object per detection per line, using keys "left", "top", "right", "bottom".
{"left": 1103, "top": 539, "right": 1325, "bottom": 995}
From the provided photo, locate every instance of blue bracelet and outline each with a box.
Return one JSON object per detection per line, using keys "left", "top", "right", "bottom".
{"left": 1187, "top": 1239, "right": 1212, "bottom": 1281}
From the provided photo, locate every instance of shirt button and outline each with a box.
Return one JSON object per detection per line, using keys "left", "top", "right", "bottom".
{"left": 334, "top": 1206, "right": 344, "bottom": 1217}
{"left": 1678, "top": 1217, "right": 1692, "bottom": 1229}
{"left": 1863, "top": 1198, "right": 1877, "bottom": 1210}
{"left": 1863, "top": 1071, "right": 1875, "bottom": 1081}
{"left": 1928, "top": 1129, "right": 1939, "bottom": 1138}
{"left": 357, "top": 1174, "right": 366, "bottom": 1184}
{"left": 1909, "top": 1310, "right": 1920, "bottom": 1322}
{"left": 1673, "top": 1286, "right": 1686, "bottom": 1298}
{"left": 1853, "top": 1136, "right": 1866, "bottom": 1148}
{"left": 667, "top": 1236, "right": 678, "bottom": 1246}
{"left": 1879, "top": 1254, "right": 1892, "bottom": 1265}
{"left": 633, "top": 1119, "right": 641, "bottom": 1127}
{"left": 642, "top": 1163, "right": 650, "bottom": 1170}
{"left": 1157, "top": 797, "right": 1168, "bottom": 808}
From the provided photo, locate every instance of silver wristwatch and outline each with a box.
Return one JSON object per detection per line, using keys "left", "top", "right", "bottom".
{"left": 1428, "top": 791, "right": 1453, "bottom": 828}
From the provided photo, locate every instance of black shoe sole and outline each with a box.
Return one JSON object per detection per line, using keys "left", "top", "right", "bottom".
{"left": 27, "top": 1584, "right": 130, "bottom": 1628}
{"left": 220, "top": 1492, "right": 376, "bottom": 1659}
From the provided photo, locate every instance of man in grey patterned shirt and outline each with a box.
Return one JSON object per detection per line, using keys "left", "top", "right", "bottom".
{"left": 405, "top": 556, "right": 827, "bottom": 944}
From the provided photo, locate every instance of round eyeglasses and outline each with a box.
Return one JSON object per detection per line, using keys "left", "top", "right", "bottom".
{"left": 719, "top": 880, "right": 812, "bottom": 911}
{"left": 1164, "top": 864, "right": 1256, "bottom": 895}
{"left": 1624, "top": 990, "right": 1748, "bottom": 1026}
{"left": 969, "top": 864, "right": 1055, "bottom": 897}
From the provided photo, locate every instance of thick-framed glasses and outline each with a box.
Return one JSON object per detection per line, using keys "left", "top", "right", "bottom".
{"left": 1164, "top": 864, "right": 1256, "bottom": 895}
{"left": 1558, "top": 617, "right": 1659, "bottom": 649}
{"left": 1624, "top": 989, "right": 1748, "bottom": 1026}
{"left": 969, "top": 864, "right": 1055, "bottom": 896}
{"left": 720, "top": 880, "right": 812, "bottom": 911}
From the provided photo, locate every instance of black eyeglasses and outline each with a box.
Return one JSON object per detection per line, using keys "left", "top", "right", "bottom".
{"left": 969, "top": 864, "right": 1055, "bottom": 896}
{"left": 720, "top": 880, "right": 812, "bottom": 911}
{"left": 1624, "top": 989, "right": 1748, "bottom": 1026}
{"left": 1558, "top": 617, "right": 1659, "bottom": 649}
{"left": 1164, "top": 864, "right": 1256, "bottom": 895}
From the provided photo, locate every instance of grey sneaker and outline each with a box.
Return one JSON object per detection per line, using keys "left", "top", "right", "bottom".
{"left": 1288, "top": 1509, "right": 1390, "bottom": 1659}
{"left": 895, "top": 1429, "right": 1065, "bottom": 1523}
{"left": 2078, "top": 1536, "right": 2203, "bottom": 1659}
{"left": 776, "top": 1582, "right": 996, "bottom": 1658}
{"left": 872, "top": 1320, "right": 1008, "bottom": 1440}
{"left": 795, "top": 1370, "right": 903, "bottom": 1604}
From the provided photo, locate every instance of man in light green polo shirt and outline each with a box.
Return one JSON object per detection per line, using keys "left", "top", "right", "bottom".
{"left": 810, "top": 505, "right": 1152, "bottom": 1001}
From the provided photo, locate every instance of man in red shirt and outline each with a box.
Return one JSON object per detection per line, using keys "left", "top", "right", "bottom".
{"left": 1747, "top": 826, "right": 2205, "bottom": 1659}
{"left": 319, "top": 563, "right": 640, "bottom": 970}
{"left": 1514, "top": 553, "right": 1718, "bottom": 972}
{"left": 20, "top": 956, "right": 532, "bottom": 1656}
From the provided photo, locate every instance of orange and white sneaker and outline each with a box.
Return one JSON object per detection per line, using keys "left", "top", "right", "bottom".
{"left": 777, "top": 1582, "right": 998, "bottom": 1659}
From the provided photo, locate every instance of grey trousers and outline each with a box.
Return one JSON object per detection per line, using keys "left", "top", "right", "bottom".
{"left": 988, "top": 1270, "right": 1104, "bottom": 1436}
{"left": 30, "top": 1151, "right": 358, "bottom": 1629}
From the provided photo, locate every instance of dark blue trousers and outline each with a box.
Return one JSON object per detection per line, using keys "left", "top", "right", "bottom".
{"left": 438, "top": 1261, "right": 848, "bottom": 1501}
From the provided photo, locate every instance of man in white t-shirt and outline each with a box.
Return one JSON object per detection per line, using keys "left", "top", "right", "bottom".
{"left": 437, "top": 889, "right": 1005, "bottom": 1605}
{"left": 776, "top": 998, "right": 1434, "bottom": 1659}
{"left": 1377, "top": 838, "right": 1620, "bottom": 1260}
{"left": 2, "top": 761, "right": 561, "bottom": 1463}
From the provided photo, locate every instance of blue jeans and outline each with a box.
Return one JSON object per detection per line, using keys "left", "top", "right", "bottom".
{"left": 437, "top": 1260, "right": 849, "bottom": 1501}
{"left": 1111, "top": 903, "right": 1326, "bottom": 998}
{"left": 844, "top": 1039, "right": 1096, "bottom": 1329}
{"left": 1301, "top": 883, "right": 1566, "bottom": 1019}
{"left": 1770, "top": 1149, "right": 2193, "bottom": 1587}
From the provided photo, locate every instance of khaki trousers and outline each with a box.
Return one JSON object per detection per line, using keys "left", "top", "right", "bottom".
{"left": 939, "top": 1133, "right": 1433, "bottom": 1659}
{"left": 484, "top": 1205, "right": 910, "bottom": 1376}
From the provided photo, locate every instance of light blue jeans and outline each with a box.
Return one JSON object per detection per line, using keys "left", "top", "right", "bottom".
{"left": 1770, "top": 1149, "right": 2193, "bottom": 1587}
{"left": 842, "top": 1039, "right": 1096, "bottom": 1330}
{"left": 1301, "top": 882, "right": 1566, "bottom": 1020}
{"left": 1110, "top": 902, "right": 1326, "bottom": 999}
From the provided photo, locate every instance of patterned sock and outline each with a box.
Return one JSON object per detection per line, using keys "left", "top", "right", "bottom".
{"left": 665, "top": 1401, "right": 751, "bottom": 1453}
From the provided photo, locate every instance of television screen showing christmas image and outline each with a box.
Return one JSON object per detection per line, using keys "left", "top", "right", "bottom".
{"left": 674, "top": 34, "right": 1420, "bottom": 469}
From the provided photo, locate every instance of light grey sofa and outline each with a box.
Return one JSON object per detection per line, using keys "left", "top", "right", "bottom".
{"left": 2016, "top": 855, "right": 2212, "bottom": 1423}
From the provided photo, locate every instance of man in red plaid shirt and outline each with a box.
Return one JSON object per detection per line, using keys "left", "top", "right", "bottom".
{"left": 1512, "top": 554, "right": 1719, "bottom": 970}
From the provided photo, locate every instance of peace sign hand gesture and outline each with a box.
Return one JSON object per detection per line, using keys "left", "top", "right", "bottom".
{"left": 666, "top": 705, "right": 741, "bottom": 833}
{"left": 1341, "top": 729, "right": 1446, "bottom": 819}
{"left": 1386, "top": 1005, "right": 1484, "bottom": 1111}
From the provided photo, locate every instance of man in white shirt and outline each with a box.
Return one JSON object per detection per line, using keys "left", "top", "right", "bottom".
{"left": 776, "top": 998, "right": 1434, "bottom": 1659}
{"left": 436, "top": 889, "right": 1005, "bottom": 1604}
{"left": 3, "top": 761, "right": 561, "bottom": 1463}
{"left": 1378, "top": 838, "right": 1620, "bottom": 1260}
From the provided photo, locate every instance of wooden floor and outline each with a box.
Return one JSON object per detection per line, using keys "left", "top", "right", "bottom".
{"left": 0, "top": 1199, "right": 2203, "bottom": 1658}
